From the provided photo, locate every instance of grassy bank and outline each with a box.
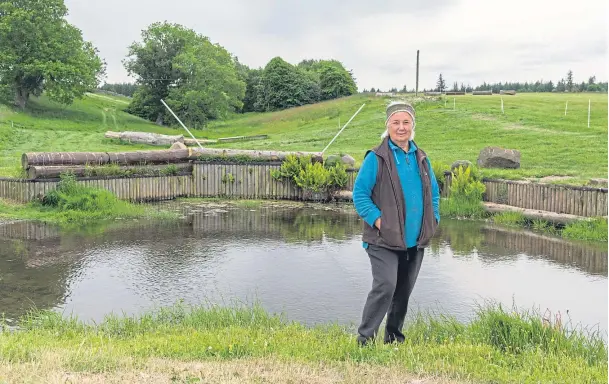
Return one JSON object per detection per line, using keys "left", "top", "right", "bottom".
{"left": 1, "top": 92, "right": 607, "bottom": 184}
{"left": 0, "top": 174, "right": 178, "bottom": 227}
{"left": 1, "top": 302, "right": 605, "bottom": 383}
{"left": 439, "top": 198, "right": 608, "bottom": 242}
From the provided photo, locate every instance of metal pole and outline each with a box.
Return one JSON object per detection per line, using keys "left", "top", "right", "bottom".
{"left": 322, "top": 103, "right": 365, "bottom": 154}
{"left": 160, "top": 99, "right": 205, "bottom": 151}
{"left": 415, "top": 50, "right": 420, "bottom": 97}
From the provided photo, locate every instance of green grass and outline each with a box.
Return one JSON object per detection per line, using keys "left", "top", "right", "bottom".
{"left": 1, "top": 301, "right": 605, "bottom": 383}
{"left": 0, "top": 174, "right": 178, "bottom": 227}
{"left": 562, "top": 217, "right": 608, "bottom": 242}
{"left": 203, "top": 92, "right": 608, "bottom": 182}
{"left": 492, "top": 211, "right": 527, "bottom": 227}
{"left": 1, "top": 92, "right": 607, "bottom": 184}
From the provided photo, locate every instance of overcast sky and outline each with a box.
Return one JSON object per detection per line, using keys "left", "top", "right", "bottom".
{"left": 65, "top": 0, "right": 607, "bottom": 91}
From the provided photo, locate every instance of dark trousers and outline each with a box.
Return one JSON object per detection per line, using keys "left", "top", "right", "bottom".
{"left": 357, "top": 244, "right": 424, "bottom": 344}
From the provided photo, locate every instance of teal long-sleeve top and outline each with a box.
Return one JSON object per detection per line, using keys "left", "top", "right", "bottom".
{"left": 353, "top": 140, "right": 440, "bottom": 248}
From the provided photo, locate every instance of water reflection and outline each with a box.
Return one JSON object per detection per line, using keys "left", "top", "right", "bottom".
{"left": 0, "top": 204, "right": 606, "bottom": 337}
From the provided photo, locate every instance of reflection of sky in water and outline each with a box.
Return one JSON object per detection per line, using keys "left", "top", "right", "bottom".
{"left": 58, "top": 234, "right": 607, "bottom": 338}
{"left": 1, "top": 211, "right": 606, "bottom": 340}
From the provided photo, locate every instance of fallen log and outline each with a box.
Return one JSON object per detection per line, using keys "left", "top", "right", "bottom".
{"left": 22, "top": 148, "right": 324, "bottom": 168}
{"left": 104, "top": 131, "right": 184, "bottom": 146}
{"left": 27, "top": 163, "right": 194, "bottom": 179}
{"left": 184, "top": 138, "right": 218, "bottom": 145}
{"left": 22, "top": 150, "right": 191, "bottom": 168}
{"left": 482, "top": 202, "right": 600, "bottom": 224}
{"left": 499, "top": 90, "right": 516, "bottom": 95}
{"left": 21, "top": 152, "right": 111, "bottom": 169}
{"left": 188, "top": 148, "right": 323, "bottom": 163}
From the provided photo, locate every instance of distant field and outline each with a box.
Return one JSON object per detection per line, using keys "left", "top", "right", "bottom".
{"left": 205, "top": 92, "right": 608, "bottom": 183}
{"left": 0, "top": 91, "right": 606, "bottom": 184}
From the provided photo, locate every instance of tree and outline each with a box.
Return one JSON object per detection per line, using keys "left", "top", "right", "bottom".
{"left": 588, "top": 76, "right": 596, "bottom": 85}
{"left": 452, "top": 82, "right": 459, "bottom": 92}
{"left": 0, "top": 0, "right": 105, "bottom": 109}
{"left": 400, "top": 85, "right": 408, "bottom": 93}
{"left": 99, "top": 83, "right": 138, "bottom": 97}
{"left": 370, "top": 87, "right": 376, "bottom": 92}
{"left": 124, "top": 22, "right": 245, "bottom": 128}
{"left": 297, "top": 59, "right": 357, "bottom": 100}
{"left": 436, "top": 74, "right": 446, "bottom": 92}
{"left": 566, "top": 70, "right": 574, "bottom": 92}
{"left": 256, "top": 57, "right": 320, "bottom": 111}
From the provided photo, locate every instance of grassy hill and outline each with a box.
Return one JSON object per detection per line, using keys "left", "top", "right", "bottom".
{"left": 0, "top": 91, "right": 607, "bottom": 184}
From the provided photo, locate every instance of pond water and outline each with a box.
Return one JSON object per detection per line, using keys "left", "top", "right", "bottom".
{"left": 1, "top": 202, "right": 607, "bottom": 338}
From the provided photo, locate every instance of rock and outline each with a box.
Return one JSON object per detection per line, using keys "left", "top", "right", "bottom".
{"left": 477, "top": 147, "right": 521, "bottom": 169}
{"left": 340, "top": 154, "right": 355, "bottom": 166}
{"left": 170, "top": 142, "right": 188, "bottom": 150}
{"left": 589, "top": 178, "right": 608, "bottom": 187}
{"left": 451, "top": 160, "right": 473, "bottom": 172}
{"left": 325, "top": 155, "right": 341, "bottom": 167}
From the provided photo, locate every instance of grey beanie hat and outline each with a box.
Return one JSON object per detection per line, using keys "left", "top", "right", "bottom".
{"left": 381, "top": 101, "right": 416, "bottom": 140}
{"left": 385, "top": 101, "right": 416, "bottom": 126}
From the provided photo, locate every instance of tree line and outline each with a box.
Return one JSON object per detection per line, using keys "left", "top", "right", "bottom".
{"left": 0, "top": 0, "right": 357, "bottom": 129}
{"left": 363, "top": 71, "right": 608, "bottom": 94}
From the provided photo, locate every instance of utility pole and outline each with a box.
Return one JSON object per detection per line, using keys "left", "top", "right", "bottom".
{"left": 415, "top": 50, "right": 420, "bottom": 96}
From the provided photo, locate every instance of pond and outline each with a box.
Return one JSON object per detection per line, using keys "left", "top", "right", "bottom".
{"left": 1, "top": 201, "right": 606, "bottom": 339}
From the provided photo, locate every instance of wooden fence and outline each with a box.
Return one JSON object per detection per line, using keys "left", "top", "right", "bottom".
{"left": 443, "top": 173, "right": 607, "bottom": 218}
{"left": 483, "top": 179, "right": 607, "bottom": 218}
{"left": 1, "top": 162, "right": 606, "bottom": 218}
{"left": 0, "top": 162, "right": 357, "bottom": 203}
{"left": 481, "top": 226, "right": 607, "bottom": 276}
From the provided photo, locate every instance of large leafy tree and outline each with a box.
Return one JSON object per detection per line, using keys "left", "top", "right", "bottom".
{"left": 256, "top": 57, "right": 320, "bottom": 111}
{"left": 298, "top": 59, "right": 357, "bottom": 100}
{"left": 124, "top": 22, "right": 245, "bottom": 128}
{"left": 0, "top": 0, "right": 105, "bottom": 109}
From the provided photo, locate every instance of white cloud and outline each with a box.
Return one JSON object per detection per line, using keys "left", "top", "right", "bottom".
{"left": 65, "top": 0, "right": 608, "bottom": 90}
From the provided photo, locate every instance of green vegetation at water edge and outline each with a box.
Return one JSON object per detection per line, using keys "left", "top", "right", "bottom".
{"left": 0, "top": 174, "right": 178, "bottom": 226}
{"left": 0, "top": 301, "right": 605, "bottom": 383}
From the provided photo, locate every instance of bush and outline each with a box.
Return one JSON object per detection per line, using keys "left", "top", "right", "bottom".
{"left": 271, "top": 155, "right": 349, "bottom": 198}
{"left": 431, "top": 160, "right": 450, "bottom": 193}
{"left": 40, "top": 173, "right": 146, "bottom": 223}
{"left": 450, "top": 165, "right": 485, "bottom": 201}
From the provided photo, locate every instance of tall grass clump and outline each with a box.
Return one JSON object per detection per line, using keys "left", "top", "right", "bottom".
{"left": 30, "top": 173, "right": 174, "bottom": 225}
{"left": 440, "top": 165, "right": 487, "bottom": 219}
{"left": 562, "top": 217, "right": 608, "bottom": 242}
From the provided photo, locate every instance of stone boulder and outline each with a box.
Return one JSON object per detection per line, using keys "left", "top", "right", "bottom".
{"left": 325, "top": 154, "right": 355, "bottom": 167}
{"left": 341, "top": 154, "right": 356, "bottom": 166}
{"left": 451, "top": 160, "right": 473, "bottom": 172}
{"left": 477, "top": 147, "right": 521, "bottom": 169}
{"left": 170, "top": 142, "right": 188, "bottom": 150}
{"left": 589, "top": 178, "right": 608, "bottom": 188}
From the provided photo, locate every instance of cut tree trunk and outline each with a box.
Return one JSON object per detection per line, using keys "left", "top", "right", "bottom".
{"left": 187, "top": 148, "right": 323, "bottom": 163}
{"left": 14, "top": 88, "right": 29, "bottom": 110}
{"left": 104, "top": 131, "right": 184, "bottom": 146}
{"left": 27, "top": 163, "right": 194, "bottom": 179}
{"left": 22, "top": 148, "right": 324, "bottom": 169}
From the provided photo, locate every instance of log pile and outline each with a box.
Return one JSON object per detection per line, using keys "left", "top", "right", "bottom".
{"left": 499, "top": 90, "right": 516, "bottom": 95}
{"left": 106, "top": 131, "right": 269, "bottom": 147}
{"left": 27, "top": 163, "right": 194, "bottom": 179}
{"left": 21, "top": 148, "right": 324, "bottom": 179}
{"left": 472, "top": 91, "right": 493, "bottom": 95}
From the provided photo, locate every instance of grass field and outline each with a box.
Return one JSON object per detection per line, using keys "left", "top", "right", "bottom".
{"left": 0, "top": 92, "right": 607, "bottom": 184}
{"left": 1, "top": 302, "right": 606, "bottom": 383}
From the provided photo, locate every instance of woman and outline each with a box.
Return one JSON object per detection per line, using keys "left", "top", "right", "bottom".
{"left": 353, "top": 100, "right": 440, "bottom": 345}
